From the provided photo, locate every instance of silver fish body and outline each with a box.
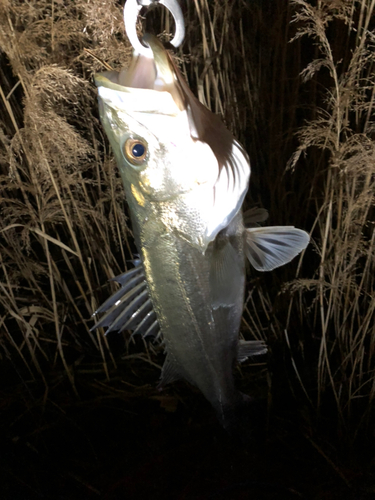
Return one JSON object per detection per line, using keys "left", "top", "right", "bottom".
{"left": 140, "top": 208, "right": 247, "bottom": 421}
{"left": 93, "top": 36, "right": 309, "bottom": 430}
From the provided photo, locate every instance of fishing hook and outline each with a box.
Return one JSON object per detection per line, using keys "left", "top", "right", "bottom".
{"left": 124, "top": 0, "right": 185, "bottom": 57}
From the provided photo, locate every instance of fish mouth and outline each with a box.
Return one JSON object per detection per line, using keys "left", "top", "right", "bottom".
{"left": 94, "top": 35, "right": 184, "bottom": 110}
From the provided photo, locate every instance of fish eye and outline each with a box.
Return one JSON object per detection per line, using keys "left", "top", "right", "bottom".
{"left": 123, "top": 138, "right": 148, "bottom": 166}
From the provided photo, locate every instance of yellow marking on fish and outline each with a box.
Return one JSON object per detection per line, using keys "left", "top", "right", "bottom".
{"left": 140, "top": 176, "right": 151, "bottom": 188}
{"left": 131, "top": 183, "right": 145, "bottom": 207}
{"left": 139, "top": 179, "right": 153, "bottom": 195}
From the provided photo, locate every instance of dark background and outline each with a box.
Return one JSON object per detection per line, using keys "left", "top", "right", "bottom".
{"left": 1, "top": 1, "right": 374, "bottom": 498}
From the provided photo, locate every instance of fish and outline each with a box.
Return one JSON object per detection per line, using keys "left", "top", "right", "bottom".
{"left": 93, "top": 35, "right": 309, "bottom": 433}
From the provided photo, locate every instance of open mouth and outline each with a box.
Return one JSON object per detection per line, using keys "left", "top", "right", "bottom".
{"left": 94, "top": 35, "right": 184, "bottom": 110}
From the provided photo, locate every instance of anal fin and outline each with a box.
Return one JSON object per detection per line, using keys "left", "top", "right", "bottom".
{"left": 237, "top": 339, "right": 267, "bottom": 363}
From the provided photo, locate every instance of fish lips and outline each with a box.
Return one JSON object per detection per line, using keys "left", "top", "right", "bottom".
{"left": 94, "top": 34, "right": 184, "bottom": 110}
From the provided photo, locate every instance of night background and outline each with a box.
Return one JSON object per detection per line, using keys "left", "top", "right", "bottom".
{"left": 0, "top": 0, "right": 374, "bottom": 498}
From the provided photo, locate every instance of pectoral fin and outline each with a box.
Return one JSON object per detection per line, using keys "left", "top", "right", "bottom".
{"left": 245, "top": 226, "right": 310, "bottom": 272}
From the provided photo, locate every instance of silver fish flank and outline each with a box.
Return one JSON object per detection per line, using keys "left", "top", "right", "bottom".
{"left": 93, "top": 36, "right": 309, "bottom": 431}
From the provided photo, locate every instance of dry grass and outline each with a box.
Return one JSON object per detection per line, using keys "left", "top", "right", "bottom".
{"left": 0, "top": 0, "right": 374, "bottom": 445}
{"left": 285, "top": 0, "right": 375, "bottom": 437}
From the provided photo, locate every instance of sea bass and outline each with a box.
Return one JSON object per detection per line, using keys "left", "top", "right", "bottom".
{"left": 93, "top": 36, "right": 309, "bottom": 431}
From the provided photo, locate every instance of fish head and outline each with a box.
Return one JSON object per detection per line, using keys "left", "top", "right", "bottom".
{"left": 95, "top": 36, "right": 250, "bottom": 251}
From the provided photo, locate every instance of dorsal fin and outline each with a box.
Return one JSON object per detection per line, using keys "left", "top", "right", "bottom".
{"left": 157, "top": 355, "right": 182, "bottom": 389}
{"left": 92, "top": 261, "right": 161, "bottom": 339}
